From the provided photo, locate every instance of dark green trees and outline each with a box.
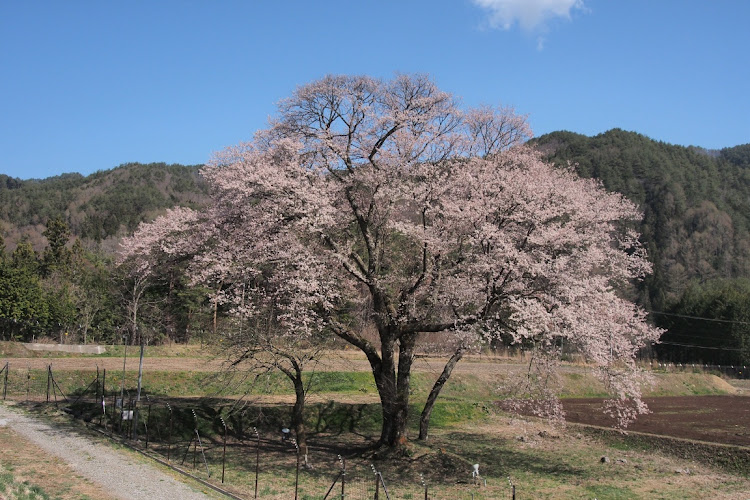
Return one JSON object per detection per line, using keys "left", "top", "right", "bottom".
{"left": 0, "top": 218, "right": 119, "bottom": 342}
{"left": 656, "top": 279, "right": 750, "bottom": 365}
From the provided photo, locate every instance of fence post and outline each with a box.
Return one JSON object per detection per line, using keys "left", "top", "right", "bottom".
{"left": 254, "top": 427, "right": 260, "bottom": 499}
{"left": 100, "top": 369, "right": 106, "bottom": 428}
{"left": 220, "top": 417, "right": 227, "bottom": 483}
{"left": 372, "top": 465, "right": 380, "bottom": 500}
{"left": 46, "top": 365, "right": 51, "bottom": 402}
{"left": 128, "top": 398, "right": 135, "bottom": 438}
{"left": 380, "top": 471, "right": 391, "bottom": 500}
{"left": 191, "top": 409, "right": 210, "bottom": 477}
{"left": 323, "top": 456, "right": 345, "bottom": 500}
{"left": 112, "top": 391, "right": 118, "bottom": 435}
{"left": 166, "top": 402, "right": 173, "bottom": 463}
{"left": 48, "top": 368, "right": 66, "bottom": 405}
{"left": 2, "top": 362, "right": 8, "bottom": 400}
{"left": 293, "top": 439, "right": 300, "bottom": 500}
{"left": 145, "top": 397, "right": 153, "bottom": 449}
{"left": 340, "top": 456, "right": 346, "bottom": 500}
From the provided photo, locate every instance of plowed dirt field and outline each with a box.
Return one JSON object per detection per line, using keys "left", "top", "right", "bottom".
{"left": 562, "top": 395, "right": 750, "bottom": 447}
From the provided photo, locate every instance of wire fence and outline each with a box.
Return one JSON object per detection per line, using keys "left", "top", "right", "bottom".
{"left": 0, "top": 362, "right": 509, "bottom": 499}
{"left": 642, "top": 360, "right": 749, "bottom": 379}
{"left": 1, "top": 357, "right": 748, "bottom": 498}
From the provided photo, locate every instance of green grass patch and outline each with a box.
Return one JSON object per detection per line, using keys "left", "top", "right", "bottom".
{"left": 306, "top": 371, "right": 377, "bottom": 394}
{"left": 584, "top": 484, "right": 638, "bottom": 499}
{"left": 0, "top": 465, "right": 51, "bottom": 500}
{"left": 415, "top": 400, "right": 491, "bottom": 429}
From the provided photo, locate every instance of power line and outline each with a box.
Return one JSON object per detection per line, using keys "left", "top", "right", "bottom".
{"left": 648, "top": 310, "right": 750, "bottom": 326}
{"left": 662, "top": 331, "right": 738, "bottom": 341}
{"left": 658, "top": 341, "right": 743, "bottom": 352}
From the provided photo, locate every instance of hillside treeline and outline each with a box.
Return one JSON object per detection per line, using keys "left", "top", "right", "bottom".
{"left": 0, "top": 162, "right": 208, "bottom": 251}
{"left": 1, "top": 137, "right": 749, "bottom": 364}
{"left": 534, "top": 130, "right": 750, "bottom": 364}
{"left": 0, "top": 216, "right": 213, "bottom": 345}
{"left": 0, "top": 163, "right": 211, "bottom": 345}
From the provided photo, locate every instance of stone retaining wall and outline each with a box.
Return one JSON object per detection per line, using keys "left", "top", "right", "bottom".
{"left": 23, "top": 343, "right": 106, "bottom": 355}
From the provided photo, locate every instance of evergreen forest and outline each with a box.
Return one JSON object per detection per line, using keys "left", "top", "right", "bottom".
{"left": 533, "top": 130, "right": 750, "bottom": 364}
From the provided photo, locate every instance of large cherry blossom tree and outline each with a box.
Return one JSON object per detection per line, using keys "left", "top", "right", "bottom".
{"left": 121, "top": 74, "right": 661, "bottom": 450}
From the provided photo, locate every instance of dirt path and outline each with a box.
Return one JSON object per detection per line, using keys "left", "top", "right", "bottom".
{"left": 0, "top": 402, "right": 215, "bottom": 500}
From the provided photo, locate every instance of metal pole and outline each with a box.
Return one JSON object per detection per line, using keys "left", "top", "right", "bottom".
{"left": 182, "top": 433, "right": 195, "bottom": 466}
{"left": 113, "top": 391, "right": 118, "bottom": 435}
{"left": 145, "top": 399, "right": 153, "bottom": 449}
{"left": 380, "top": 472, "right": 391, "bottom": 500}
{"left": 3, "top": 361, "right": 9, "bottom": 400}
{"left": 166, "top": 403, "right": 173, "bottom": 462}
{"left": 46, "top": 365, "right": 51, "bottom": 402}
{"left": 112, "top": 391, "right": 117, "bottom": 435}
{"left": 254, "top": 427, "right": 259, "bottom": 499}
{"left": 119, "top": 334, "right": 127, "bottom": 408}
{"left": 135, "top": 335, "right": 144, "bottom": 403}
{"left": 340, "top": 456, "right": 345, "bottom": 500}
{"left": 193, "top": 434, "right": 198, "bottom": 469}
{"left": 191, "top": 409, "right": 210, "bottom": 477}
{"left": 220, "top": 417, "right": 227, "bottom": 483}
{"left": 195, "top": 429, "right": 210, "bottom": 477}
{"left": 293, "top": 440, "right": 300, "bottom": 500}
{"left": 100, "top": 369, "right": 106, "bottom": 428}
{"left": 371, "top": 466, "right": 379, "bottom": 500}
{"left": 133, "top": 336, "right": 145, "bottom": 441}
{"left": 128, "top": 398, "right": 134, "bottom": 438}
{"left": 192, "top": 410, "right": 199, "bottom": 469}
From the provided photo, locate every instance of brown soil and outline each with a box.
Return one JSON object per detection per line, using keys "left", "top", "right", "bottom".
{"left": 562, "top": 395, "right": 750, "bottom": 447}
{"left": 1, "top": 353, "right": 529, "bottom": 375}
{"left": 2, "top": 356, "right": 226, "bottom": 372}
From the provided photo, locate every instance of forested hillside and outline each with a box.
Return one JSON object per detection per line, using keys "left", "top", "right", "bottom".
{"left": 1, "top": 137, "right": 748, "bottom": 364}
{"left": 0, "top": 162, "right": 208, "bottom": 251}
{"left": 533, "top": 130, "right": 750, "bottom": 364}
{"left": 0, "top": 163, "right": 209, "bottom": 346}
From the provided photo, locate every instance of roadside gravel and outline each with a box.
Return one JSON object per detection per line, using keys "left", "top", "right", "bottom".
{"left": 0, "top": 403, "right": 213, "bottom": 500}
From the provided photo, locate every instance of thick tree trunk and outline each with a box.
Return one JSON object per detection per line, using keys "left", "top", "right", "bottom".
{"left": 372, "top": 333, "right": 417, "bottom": 449}
{"left": 418, "top": 347, "right": 464, "bottom": 441}
{"left": 373, "top": 337, "right": 397, "bottom": 447}
{"left": 392, "top": 334, "right": 416, "bottom": 446}
{"left": 290, "top": 372, "right": 309, "bottom": 465}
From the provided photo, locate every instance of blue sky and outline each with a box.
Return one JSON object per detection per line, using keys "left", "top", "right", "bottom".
{"left": 1, "top": 0, "right": 748, "bottom": 180}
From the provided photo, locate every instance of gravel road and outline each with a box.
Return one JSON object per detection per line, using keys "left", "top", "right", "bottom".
{"left": 0, "top": 403, "right": 213, "bottom": 500}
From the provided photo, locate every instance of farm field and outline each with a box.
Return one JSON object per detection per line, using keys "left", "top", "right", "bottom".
{"left": 563, "top": 395, "right": 750, "bottom": 447}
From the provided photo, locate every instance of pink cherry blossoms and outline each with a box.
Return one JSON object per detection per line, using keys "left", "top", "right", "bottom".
{"left": 119, "top": 74, "right": 662, "bottom": 444}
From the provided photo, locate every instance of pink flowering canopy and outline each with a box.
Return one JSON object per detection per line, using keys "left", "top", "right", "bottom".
{"left": 120, "top": 74, "right": 662, "bottom": 443}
